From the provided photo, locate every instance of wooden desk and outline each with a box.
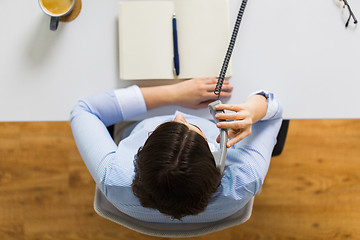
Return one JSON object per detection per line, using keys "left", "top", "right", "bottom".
{"left": 0, "top": 0, "right": 359, "bottom": 121}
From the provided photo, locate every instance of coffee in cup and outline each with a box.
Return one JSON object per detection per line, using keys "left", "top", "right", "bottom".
{"left": 39, "top": 0, "right": 75, "bottom": 31}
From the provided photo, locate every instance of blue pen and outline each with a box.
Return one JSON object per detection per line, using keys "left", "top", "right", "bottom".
{"left": 172, "top": 13, "right": 180, "bottom": 76}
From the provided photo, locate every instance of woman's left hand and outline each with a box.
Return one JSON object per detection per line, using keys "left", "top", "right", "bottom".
{"left": 170, "top": 77, "right": 233, "bottom": 109}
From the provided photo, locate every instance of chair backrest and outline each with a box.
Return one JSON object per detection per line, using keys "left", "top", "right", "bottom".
{"left": 94, "top": 187, "right": 254, "bottom": 238}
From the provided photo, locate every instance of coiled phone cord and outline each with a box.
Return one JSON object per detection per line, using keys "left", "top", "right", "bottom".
{"left": 214, "top": 0, "right": 248, "bottom": 99}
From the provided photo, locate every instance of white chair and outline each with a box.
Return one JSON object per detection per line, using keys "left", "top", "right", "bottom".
{"left": 94, "top": 186, "right": 255, "bottom": 238}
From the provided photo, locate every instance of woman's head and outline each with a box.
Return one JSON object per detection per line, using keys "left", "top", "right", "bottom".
{"left": 132, "top": 117, "right": 222, "bottom": 220}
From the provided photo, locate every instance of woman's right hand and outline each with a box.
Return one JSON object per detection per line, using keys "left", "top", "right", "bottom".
{"left": 214, "top": 104, "right": 254, "bottom": 148}
{"left": 214, "top": 94, "right": 268, "bottom": 147}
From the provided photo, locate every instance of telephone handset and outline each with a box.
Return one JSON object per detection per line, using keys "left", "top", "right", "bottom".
{"left": 208, "top": 0, "right": 248, "bottom": 173}
{"left": 208, "top": 100, "right": 228, "bottom": 173}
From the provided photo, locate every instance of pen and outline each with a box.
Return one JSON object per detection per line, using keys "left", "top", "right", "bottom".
{"left": 172, "top": 13, "right": 180, "bottom": 76}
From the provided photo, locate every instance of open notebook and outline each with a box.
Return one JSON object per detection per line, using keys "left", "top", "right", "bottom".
{"left": 118, "top": 0, "right": 231, "bottom": 80}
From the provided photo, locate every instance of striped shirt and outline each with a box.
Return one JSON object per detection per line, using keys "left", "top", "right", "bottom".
{"left": 70, "top": 86, "right": 283, "bottom": 223}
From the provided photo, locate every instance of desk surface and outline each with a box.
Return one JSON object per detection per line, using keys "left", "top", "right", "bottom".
{"left": 1, "top": 0, "right": 359, "bottom": 121}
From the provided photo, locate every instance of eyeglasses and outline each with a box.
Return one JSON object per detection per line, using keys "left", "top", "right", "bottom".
{"left": 339, "top": 0, "right": 358, "bottom": 27}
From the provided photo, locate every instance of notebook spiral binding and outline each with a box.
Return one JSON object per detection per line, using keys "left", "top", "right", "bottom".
{"left": 214, "top": 0, "right": 248, "bottom": 99}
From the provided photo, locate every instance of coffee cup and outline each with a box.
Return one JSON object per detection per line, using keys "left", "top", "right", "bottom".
{"left": 38, "top": 0, "right": 75, "bottom": 31}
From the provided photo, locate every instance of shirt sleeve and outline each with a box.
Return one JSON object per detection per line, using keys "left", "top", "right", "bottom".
{"left": 226, "top": 90, "right": 283, "bottom": 195}
{"left": 70, "top": 85, "right": 147, "bottom": 185}
{"left": 249, "top": 90, "right": 283, "bottom": 121}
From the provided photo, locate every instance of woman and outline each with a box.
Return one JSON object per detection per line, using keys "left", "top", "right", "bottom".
{"left": 70, "top": 77, "right": 282, "bottom": 223}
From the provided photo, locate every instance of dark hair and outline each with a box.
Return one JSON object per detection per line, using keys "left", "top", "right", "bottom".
{"left": 132, "top": 121, "right": 222, "bottom": 220}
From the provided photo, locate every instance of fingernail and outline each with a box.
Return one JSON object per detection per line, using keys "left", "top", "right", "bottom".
{"left": 215, "top": 114, "right": 219, "bottom": 118}
{"left": 217, "top": 123, "right": 221, "bottom": 127}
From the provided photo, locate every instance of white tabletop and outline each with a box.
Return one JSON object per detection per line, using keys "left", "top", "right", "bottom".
{"left": 1, "top": 0, "right": 359, "bottom": 121}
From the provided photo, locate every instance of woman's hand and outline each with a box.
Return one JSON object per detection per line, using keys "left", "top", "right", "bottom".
{"left": 170, "top": 78, "right": 233, "bottom": 109}
{"left": 214, "top": 104, "right": 253, "bottom": 147}
{"left": 214, "top": 94, "right": 268, "bottom": 147}
{"left": 141, "top": 77, "right": 232, "bottom": 110}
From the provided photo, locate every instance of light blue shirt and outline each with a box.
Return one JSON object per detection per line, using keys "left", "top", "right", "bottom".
{"left": 70, "top": 85, "right": 283, "bottom": 223}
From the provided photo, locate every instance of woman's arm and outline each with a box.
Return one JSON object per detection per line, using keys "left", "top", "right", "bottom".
{"left": 70, "top": 78, "right": 233, "bottom": 184}
{"left": 214, "top": 91, "right": 282, "bottom": 147}
{"left": 70, "top": 86, "right": 147, "bottom": 184}
{"left": 141, "top": 77, "right": 233, "bottom": 110}
{"left": 218, "top": 91, "right": 283, "bottom": 195}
